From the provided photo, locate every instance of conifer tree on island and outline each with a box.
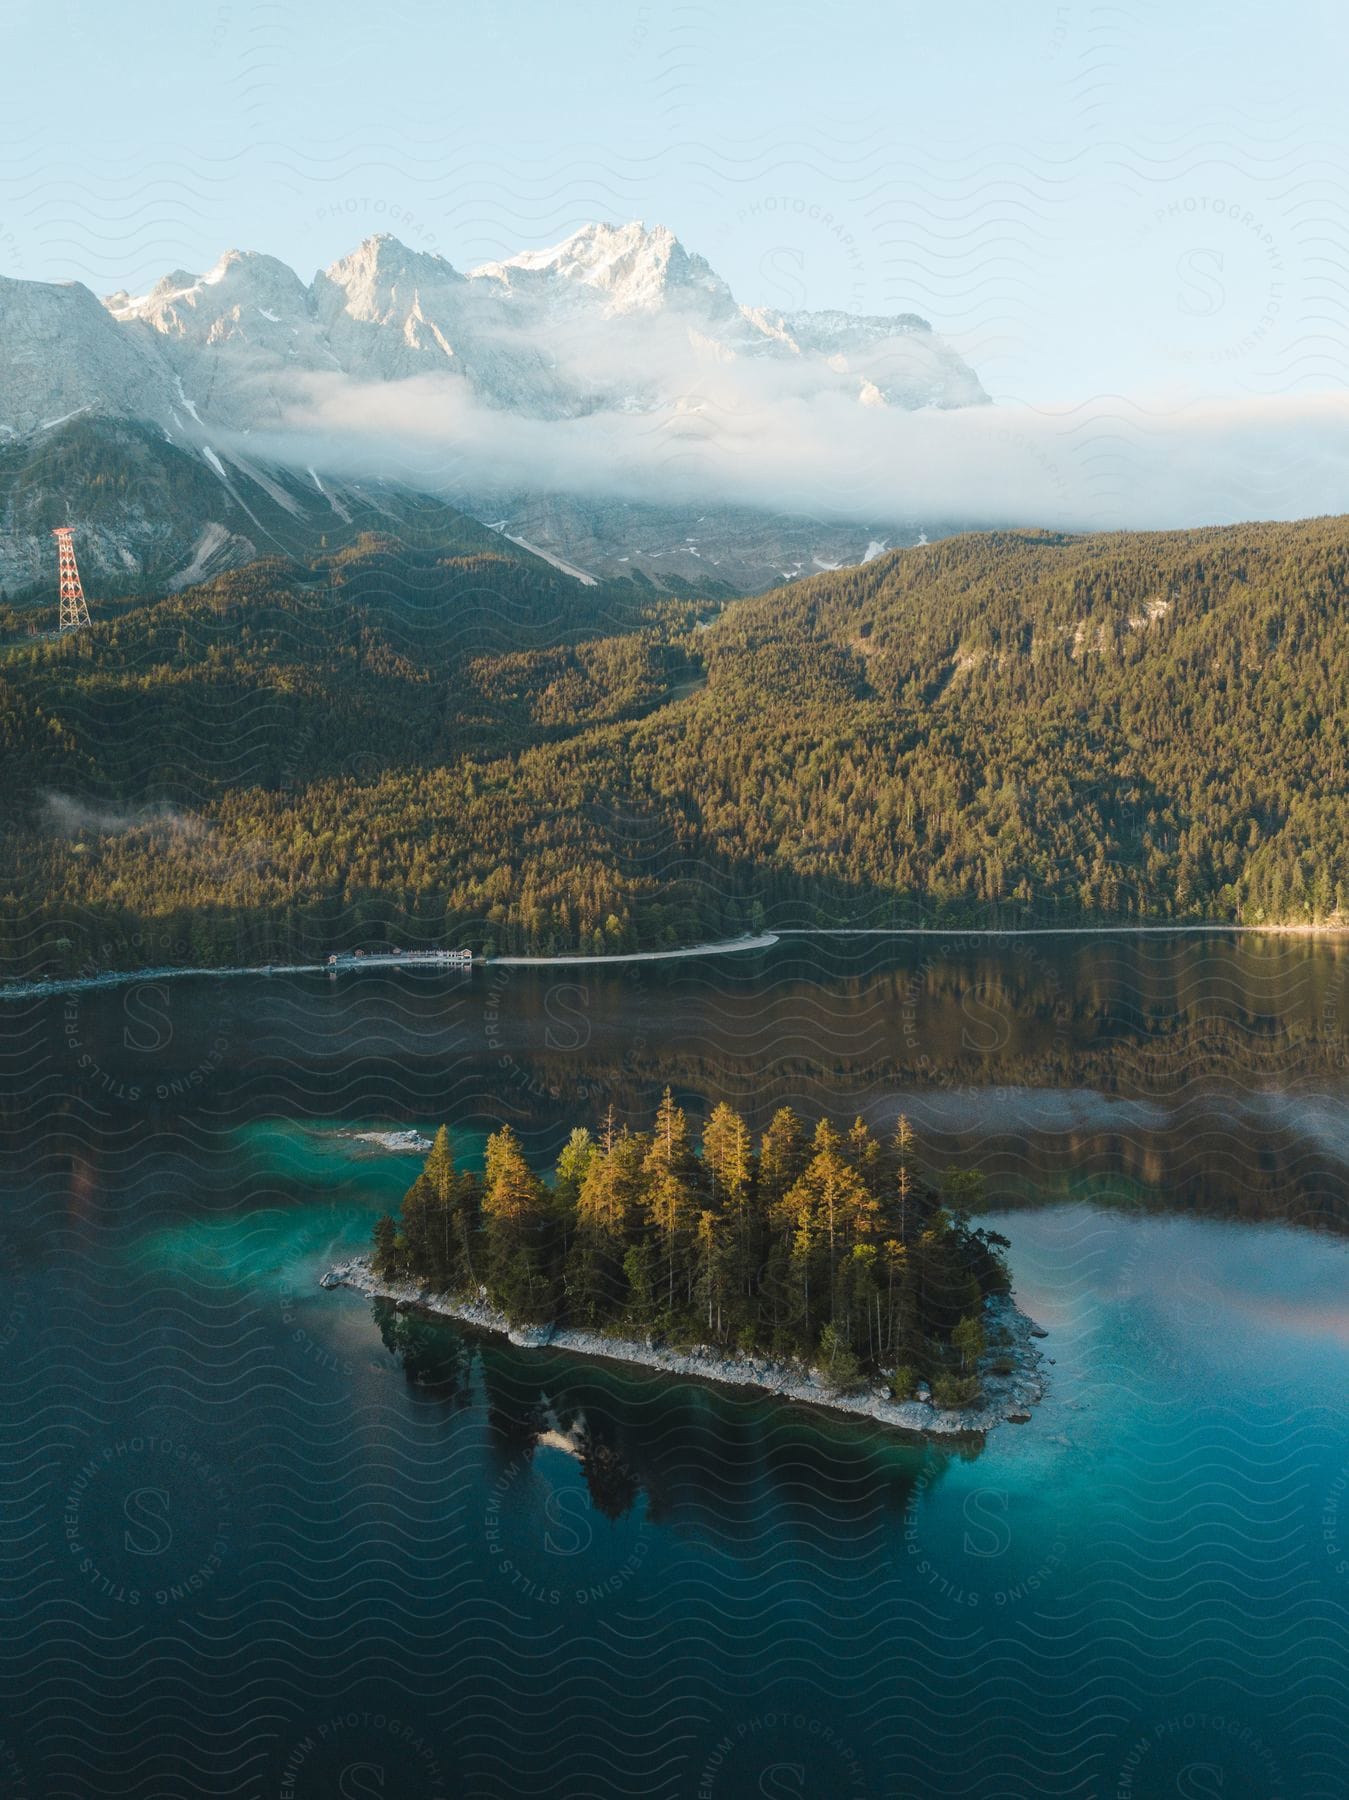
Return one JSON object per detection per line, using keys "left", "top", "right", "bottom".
{"left": 371, "top": 1094, "right": 1013, "bottom": 1401}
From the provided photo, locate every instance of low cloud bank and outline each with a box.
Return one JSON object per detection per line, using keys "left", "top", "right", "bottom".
{"left": 245, "top": 360, "right": 1349, "bottom": 532}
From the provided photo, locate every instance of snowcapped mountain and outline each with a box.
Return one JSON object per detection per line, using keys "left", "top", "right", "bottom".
{"left": 80, "top": 220, "right": 988, "bottom": 426}
{"left": 103, "top": 250, "right": 324, "bottom": 431}
{"left": 0, "top": 223, "right": 990, "bottom": 594}
{"left": 105, "top": 249, "right": 312, "bottom": 338}
{"left": 313, "top": 233, "right": 579, "bottom": 415}
{"left": 472, "top": 221, "right": 740, "bottom": 319}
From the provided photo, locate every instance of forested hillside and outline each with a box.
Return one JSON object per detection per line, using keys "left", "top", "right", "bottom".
{"left": 2, "top": 517, "right": 1346, "bottom": 974}
{"left": 0, "top": 415, "right": 542, "bottom": 612}
{"left": 0, "top": 534, "right": 699, "bottom": 804}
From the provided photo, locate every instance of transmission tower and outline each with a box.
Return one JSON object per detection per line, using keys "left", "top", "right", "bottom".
{"left": 52, "top": 527, "right": 91, "bottom": 632}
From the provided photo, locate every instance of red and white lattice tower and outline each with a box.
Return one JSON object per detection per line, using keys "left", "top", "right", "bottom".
{"left": 52, "top": 527, "right": 91, "bottom": 632}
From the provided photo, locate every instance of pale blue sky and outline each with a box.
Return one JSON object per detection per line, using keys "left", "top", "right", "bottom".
{"left": 3, "top": 0, "right": 1348, "bottom": 404}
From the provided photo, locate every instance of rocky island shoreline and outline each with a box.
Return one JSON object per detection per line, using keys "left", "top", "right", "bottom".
{"left": 320, "top": 1255, "right": 1048, "bottom": 1436}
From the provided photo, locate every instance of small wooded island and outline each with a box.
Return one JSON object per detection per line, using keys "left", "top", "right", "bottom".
{"left": 325, "top": 1092, "right": 1047, "bottom": 1432}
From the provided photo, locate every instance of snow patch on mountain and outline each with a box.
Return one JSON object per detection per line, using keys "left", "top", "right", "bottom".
{"left": 491, "top": 525, "right": 598, "bottom": 585}
{"left": 40, "top": 405, "right": 93, "bottom": 431}
{"left": 168, "top": 521, "right": 234, "bottom": 591}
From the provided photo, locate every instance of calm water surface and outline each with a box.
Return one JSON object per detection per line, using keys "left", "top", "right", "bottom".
{"left": 1, "top": 934, "right": 1346, "bottom": 1798}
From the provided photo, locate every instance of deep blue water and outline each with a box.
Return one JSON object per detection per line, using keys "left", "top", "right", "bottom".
{"left": 1, "top": 934, "right": 1346, "bottom": 1798}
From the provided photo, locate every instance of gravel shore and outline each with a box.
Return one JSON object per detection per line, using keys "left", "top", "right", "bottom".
{"left": 321, "top": 1256, "right": 1047, "bottom": 1436}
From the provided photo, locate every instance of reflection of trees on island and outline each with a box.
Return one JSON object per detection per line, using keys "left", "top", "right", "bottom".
{"left": 374, "top": 1099, "right": 1012, "bottom": 1411}
{"left": 372, "top": 1298, "right": 474, "bottom": 1408}
{"left": 372, "top": 1296, "right": 980, "bottom": 1544}
{"left": 372, "top": 1294, "right": 646, "bottom": 1525}
{"left": 576, "top": 1433, "right": 643, "bottom": 1524}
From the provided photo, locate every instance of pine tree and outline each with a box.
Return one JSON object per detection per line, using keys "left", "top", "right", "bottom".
{"left": 952, "top": 1311, "right": 986, "bottom": 1374}
{"left": 421, "top": 1125, "right": 459, "bottom": 1287}
{"left": 554, "top": 1126, "right": 596, "bottom": 1209}
{"left": 622, "top": 1237, "right": 660, "bottom": 1333}
{"left": 758, "top": 1106, "right": 807, "bottom": 1221}
{"left": 399, "top": 1174, "right": 436, "bottom": 1280}
{"left": 839, "top": 1242, "right": 880, "bottom": 1360}
{"left": 815, "top": 1322, "right": 863, "bottom": 1393}
{"left": 372, "top": 1213, "right": 400, "bottom": 1279}
{"left": 817, "top": 1121, "right": 863, "bottom": 1295}
{"left": 567, "top": 1132, "right": 646, "bottom": 1324}
{"left": 552, "top": 1126, "right": 595, "bottom": 1255}
{"left": 643, "top": 1088, "right": 701, "bottom": 1310}
{"left": 702, "top": 1100, "right": 756, "bottom": 1295}
{"left": 481, "top": 1125, "right": 554, "bottom": 1320}
{"left": 846, "top": 1115, "right": 881, "bottom": 1184}
{"left": 703, "top": 1101, "right": 753, "bottom": 1206}
{"left": 881, "top": 1237, "right": 909, "bottom": 1357}
{"left": 693, "top": 1209, "right": 732, "bottom": 1339}
{"left": 577, "top": 1131, "right": 647, "bottom": 1235}
{"left": 893, "top": 1114, "right": 917, "bottom": 1241}
{"left": 424, "top": 1125, "right": 455, "bottom": 1203}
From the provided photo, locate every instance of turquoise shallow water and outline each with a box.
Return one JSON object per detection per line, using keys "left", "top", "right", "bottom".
{"left": 1, "top": 934, "right": 1347, "bottom": 1797}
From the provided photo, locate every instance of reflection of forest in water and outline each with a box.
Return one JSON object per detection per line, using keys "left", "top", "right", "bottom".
{"left": 509, "top": 935, "right": 1349, "bottom": 1103}
{"left": 9, "top": 933, "right": 1349, "bottom": 1230}
{"left": 372, "top": 1299, "right": 961, "bottom": 1533}
{"left": 455, "top": 938, "right": 1349, "bottom": 1233}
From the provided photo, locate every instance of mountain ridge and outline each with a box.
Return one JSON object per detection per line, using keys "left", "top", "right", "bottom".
{"left": 0, "top": 223, "right": 989, "bottom": 597}
{"left": 1, "top": 221, "right": 987, "bottom": 441}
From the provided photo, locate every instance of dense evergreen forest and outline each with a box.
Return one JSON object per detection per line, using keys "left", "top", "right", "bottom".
{"left": 0, "top": 537, "right": 701, "bottom": 803}
{"left": 2, "top": 515, "right": 1348, "bottom": 974}
{"left": 374, "top": 1098, "right": 1011, "bottom": 1404}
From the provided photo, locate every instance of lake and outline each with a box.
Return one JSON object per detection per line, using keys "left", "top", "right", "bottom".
{"left": 1, "top": 932, "right": 1346, "bottom": 1798}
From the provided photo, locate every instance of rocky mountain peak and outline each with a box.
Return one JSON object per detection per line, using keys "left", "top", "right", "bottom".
{"left": 0, "top": 272, "right": 179, "bottom": 436}
{"left": 472, "top": 220, "right": 735, "bottom": 316}
{"left": 323, "top": 234, "right": 462, "bottom": 292}
{"left": 104, "top": 250, "right": 311, "bottom": 336}
{"left": 150, "top": 269, "right": 200, "bottom": 299}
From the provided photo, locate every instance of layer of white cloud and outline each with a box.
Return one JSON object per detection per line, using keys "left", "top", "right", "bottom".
{"left": 241, "top": 349, "right": 1349, "bottom": 534}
